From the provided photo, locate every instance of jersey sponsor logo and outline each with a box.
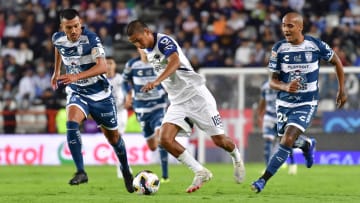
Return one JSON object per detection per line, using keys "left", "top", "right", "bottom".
{"left": 294, "top": 54, "right": 302, "bottom": 62}
{"left": 159, "top": 37, "right": 174, "bottom": 50}
{"left": 299, "top": 115, "right": 306, "bottom": 122}
{"left": 101, "top": 112, "right": 114, "bottom": 117}
{"left": 287, "top": 64, "right": 310, "bottom": 70}
{"left": 283, "top": 55, "right": 289, "bottom": 62}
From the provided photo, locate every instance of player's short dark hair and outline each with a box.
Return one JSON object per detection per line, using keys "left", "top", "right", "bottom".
{"left": 126, "top": 20, "right": 148, "bottom": 36}
{"left": 106, "top": 56, "right": 115, "bottom": 61}
{"left": 59, "top": 8, "right": 80, "bottom": 21}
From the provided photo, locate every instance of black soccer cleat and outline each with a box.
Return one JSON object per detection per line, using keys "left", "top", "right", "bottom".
{"left": 69, "top": 171, "right": 88, "bottom": 185}
{"left": 122, "top": 169, "right": 134, "bottom": 193}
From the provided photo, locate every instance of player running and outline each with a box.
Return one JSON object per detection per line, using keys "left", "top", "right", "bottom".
{"left": 126, "top": 20, "right": 245, "bottom": 193}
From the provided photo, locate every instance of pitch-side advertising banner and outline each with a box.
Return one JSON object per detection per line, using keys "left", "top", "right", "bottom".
{"left": 0, "top": 134, "right": 190, "bottom": 166}
{"left": 290, "top": 150, "right": 360, "bottom": 165}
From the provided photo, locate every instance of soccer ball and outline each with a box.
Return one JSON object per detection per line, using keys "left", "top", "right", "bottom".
{"left": 132, "top": 170, "right": 160, "bottom": 195}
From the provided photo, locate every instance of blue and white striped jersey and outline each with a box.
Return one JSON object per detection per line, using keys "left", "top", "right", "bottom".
{"left": 143, "top": 33, "right": 205, "bottom": 104}
{"left": 122, "top": 57, "right": 168, "bottom": 114}
{"left": 261, "top": 80, "right": 278, "bottom": 120}
{"left": 268, "top": 35, "right": 334, "bottom": 107}
{"left": 52, "top": 27, "right": 111, "bottom": 101}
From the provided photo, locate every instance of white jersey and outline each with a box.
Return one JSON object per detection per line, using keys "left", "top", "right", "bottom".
{"left": 143, "top": 33, "right": 205, "bottom": 104}
{"left": 108, "top": 73, "right": 125, "bottom": 110}
{"left": 108, "top": 73, "right": 127, "bottom": 134}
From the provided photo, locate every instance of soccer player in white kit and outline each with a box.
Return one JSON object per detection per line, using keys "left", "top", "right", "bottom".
{"left": 106, "top": 57, "right": 129, "bottom": 178}
{"left": 126, "top": 20, "right": 245, "bottom": 193}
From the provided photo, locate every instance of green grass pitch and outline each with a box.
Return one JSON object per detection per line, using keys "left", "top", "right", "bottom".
{"left": 0, "top": 163, "right": 359, "bottom": 203}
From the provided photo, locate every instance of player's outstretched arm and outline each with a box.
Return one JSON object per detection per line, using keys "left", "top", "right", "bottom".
{"left": 329, "top": 52, "right": 347, "bottom": 108}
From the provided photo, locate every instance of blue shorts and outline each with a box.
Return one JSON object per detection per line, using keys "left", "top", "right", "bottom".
{"left": 67, "top": 94, "right": 118, "bottom": 130}
{"left": 277, "top": 105, "right": 317, "bottom": 135}
{"left": 263, "top": 123, "right": 277, "bottom": 140}
{"left": 136, "top": 108, "right": 165, "bottom": 139}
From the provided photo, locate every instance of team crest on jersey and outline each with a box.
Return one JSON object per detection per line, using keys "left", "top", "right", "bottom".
{"left": 305, "top": 52, "right": 312, "bottom": 62}
{"left": 77, "top": 45, "right": 83, "bottom": 55}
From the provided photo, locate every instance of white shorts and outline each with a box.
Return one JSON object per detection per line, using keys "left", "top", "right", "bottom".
{"left": 163, "top": 85, "right": 225, "bottom": 136}
{"left": 117, "top": 108, "right": 128, "bottom": 134}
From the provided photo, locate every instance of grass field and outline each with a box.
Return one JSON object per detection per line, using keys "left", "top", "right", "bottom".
{"left": 0, "top": 163, "right": 359, "bottom": 203}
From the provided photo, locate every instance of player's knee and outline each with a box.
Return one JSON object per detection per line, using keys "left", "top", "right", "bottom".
{"left": 104, "top": 130, "right": 120, "bottom": 145}
{"left": 159, "top": 135, "right": 172, "bottom": 148}
{"left": 211, "top": 135, "right": 225, "bottom": 146}
{"left": 66, "top": 121, "right": 79, "bottom": 130}
{"left": 149, "top": 145, "right": 157, "bottom": 151}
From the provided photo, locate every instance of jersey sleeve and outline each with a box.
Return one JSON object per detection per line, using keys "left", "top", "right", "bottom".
{"left": 89, "top": 33, "right": 106, "bottom": 60}
{"left": 268, "top": 45, "right": 280, "bottom": 73}
{"left": 317, "top": 40, "right": 334, "bottom": 62}
{"left": 157, "top": 36, "right": 178, "bottom": 58}
{"left": 122, "top": 61, "right": 133, "bottom": 93}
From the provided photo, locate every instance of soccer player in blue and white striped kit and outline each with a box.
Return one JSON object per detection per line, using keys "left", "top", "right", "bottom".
{"left": 51, "top": 8, "right": 134, "bottom": 193}
{"left": 251, "top": 12, "right": 347, "bottom": 193}
{"left": 122, "top": 48, "right": 170, "bottom": 183}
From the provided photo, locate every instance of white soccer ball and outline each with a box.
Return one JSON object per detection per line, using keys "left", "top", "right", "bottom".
{"left": 132, "top": 170, "right": 160, "bottom": 195}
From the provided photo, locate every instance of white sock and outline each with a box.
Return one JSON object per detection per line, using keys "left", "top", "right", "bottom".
{"left": 229, "top": 146, "right": 243, "bottom": 164}
{"left": 177, "top": 150, "right": 204, "bottom": 173}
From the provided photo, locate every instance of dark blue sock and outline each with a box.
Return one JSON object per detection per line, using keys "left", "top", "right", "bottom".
{"left": 158, "top": 145, "right": 168, "bottom": 179}
{"left": 264, "top": 140, "right": 272, "bottom": 165}
{"left": 112, "top": 136, "right": 130, "bottom": 172}
{"left": 266, "top": 144, "right": 291, "bottom": 175}
{"left": 288, "top": 149, "right": 296, "bottom": 164}
{"left": 66, "top": 121, "right": 84, "bottom": 173}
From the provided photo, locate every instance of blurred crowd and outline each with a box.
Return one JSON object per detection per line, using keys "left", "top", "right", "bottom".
{"left": 0, "top": 0, "right": 360, "bottom": 133}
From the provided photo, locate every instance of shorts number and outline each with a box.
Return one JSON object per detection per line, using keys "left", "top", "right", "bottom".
{"left": 277, "top": 112, "right": 287, "bottom": 123}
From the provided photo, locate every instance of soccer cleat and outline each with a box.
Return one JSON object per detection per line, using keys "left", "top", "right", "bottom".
{"left": 186, "top": 168, "right": 213, "bottom": 193}
{"left": 160, "top": 178, "right": 170, "bottom": 183}
{"left": 233, "top": 161, "right": 245, "bottom": 183}
{"left": 122, "top": 168, "right": 134, "bottom": 193}
{"left": 251, "top": 178, "right": 266, "bottom": 193}
{"left": 69, "top": 171, "right": 88, "bottom": 185}
{"left": 303, "top": 138, "right": 317, "bottom": 168}
{"left": 288, "top": 164, "right": 298, "bottom": 175}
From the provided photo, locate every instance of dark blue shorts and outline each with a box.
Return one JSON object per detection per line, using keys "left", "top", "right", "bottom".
{"left": 67, "top": 94, "right": 118, "bottom": 130}
{"left": 277, "top": 105, "right": 317, "bottom": 135}
{"left": 136, "top": 108, "right": 165, "bottom": 139}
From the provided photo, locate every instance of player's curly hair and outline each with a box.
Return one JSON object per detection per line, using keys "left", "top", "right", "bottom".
{"left": 126, "top": 20, "right": 149, "bottom": 36}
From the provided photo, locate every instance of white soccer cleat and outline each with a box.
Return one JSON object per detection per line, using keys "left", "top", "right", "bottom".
{"left": 186, "top": 168, "right": 213, "bottom": 193}
{"left": 288, "top": 164, "right": 298, "bottom": 175}
{"left": 234, "top": 160, "right": 245, "bottom": 183}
